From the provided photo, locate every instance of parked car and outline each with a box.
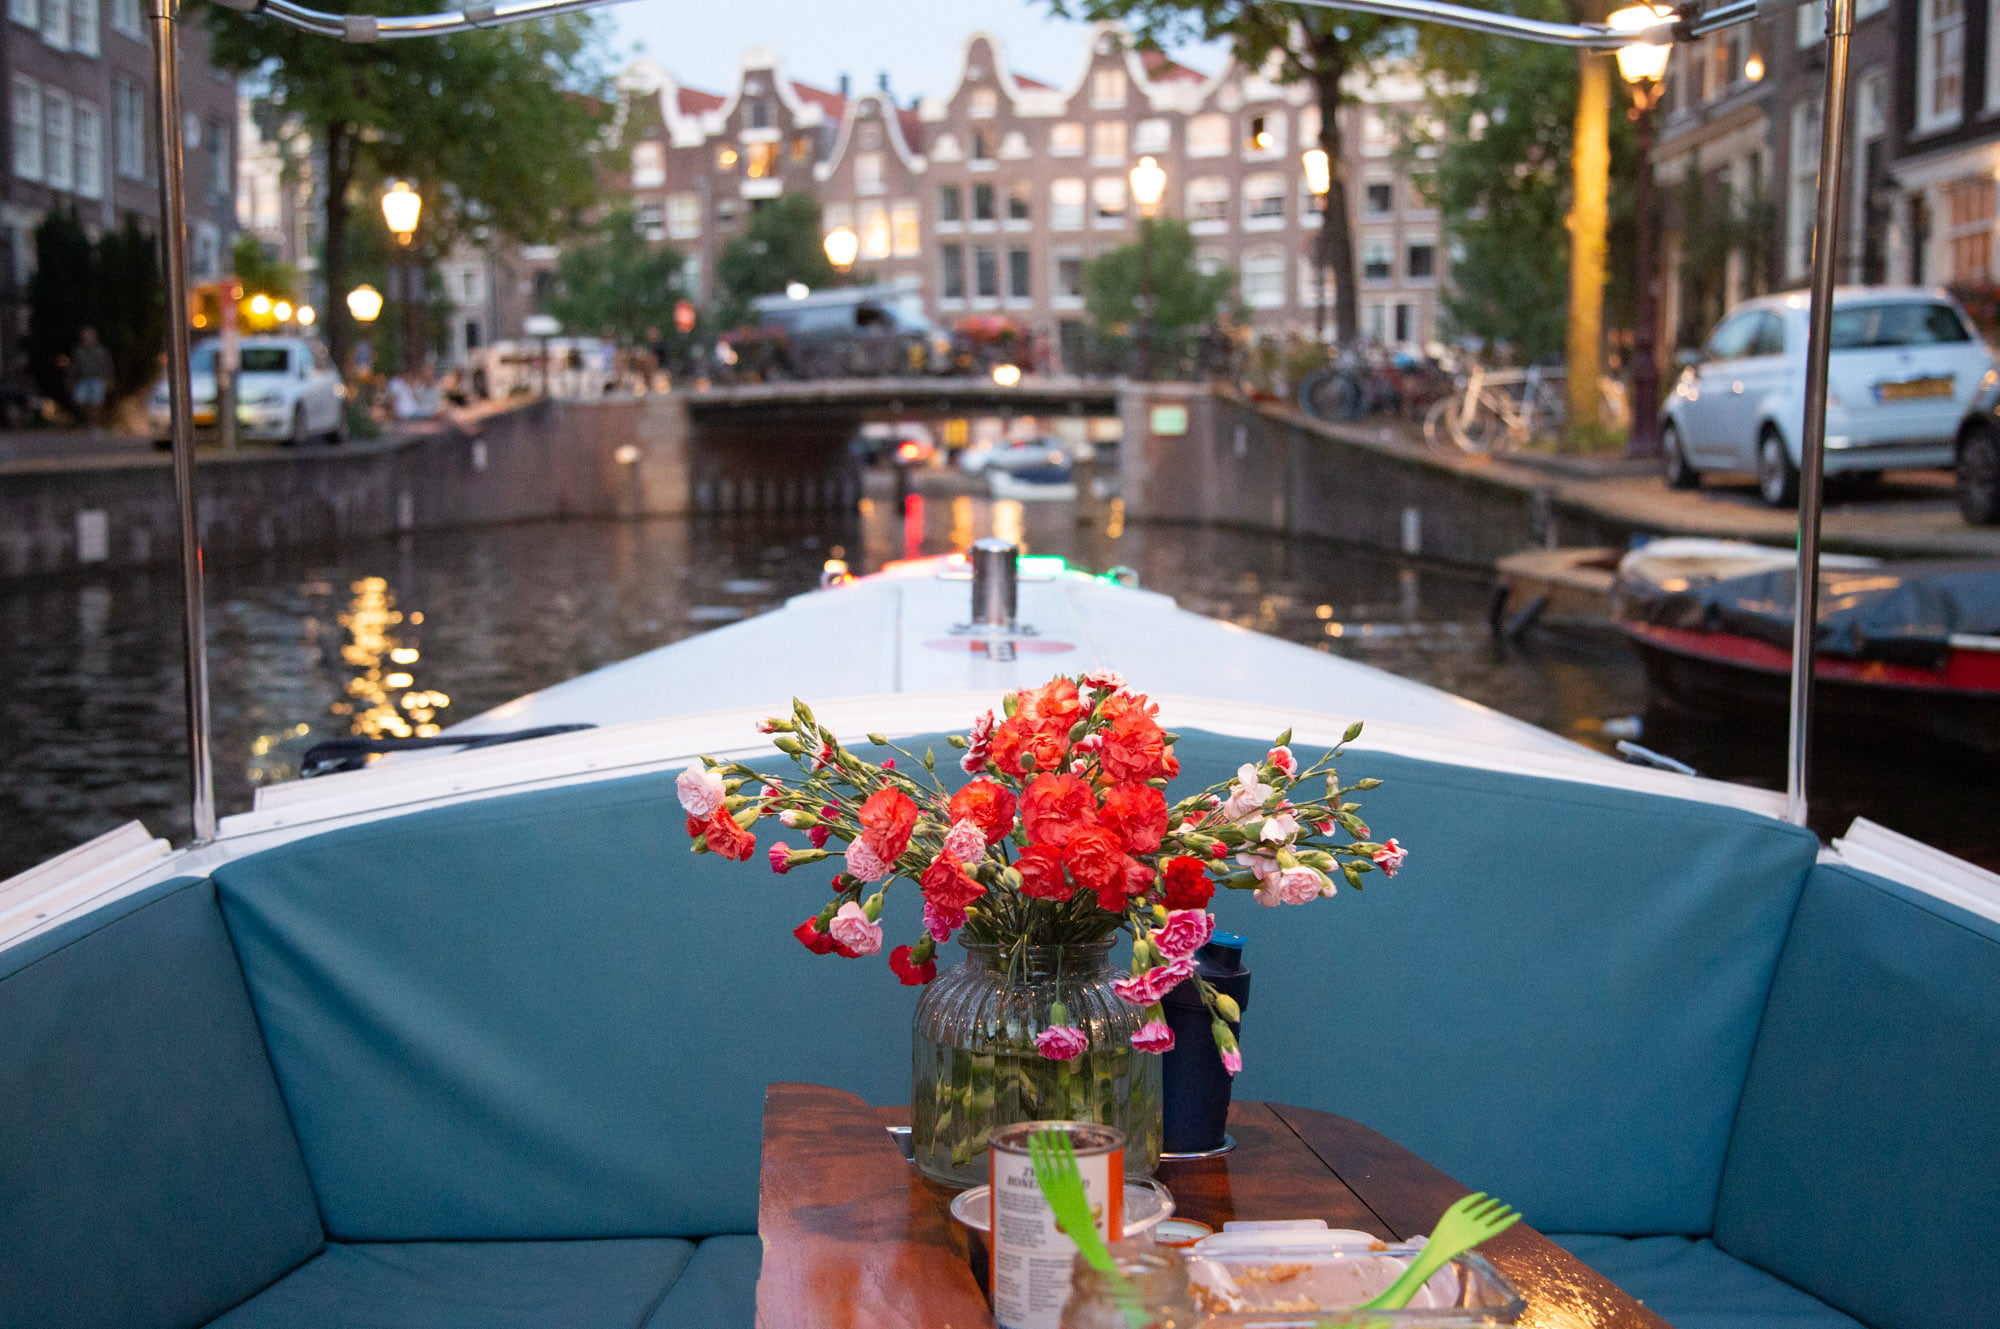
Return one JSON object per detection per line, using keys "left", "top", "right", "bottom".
{"left": 150, "top": 336, "right": 346, "bottom": 447}
{"left": 958, "top": 434, "right": 1074, "bottom": 477}
{"left": 1952, "top": 376, "right": 2000, "bottom": 525}
{"left": 734, "top": 285, "right": 954, "bottom": 379}
{"left": 1661, "top": 287, "right": 1996, "bottom": 506}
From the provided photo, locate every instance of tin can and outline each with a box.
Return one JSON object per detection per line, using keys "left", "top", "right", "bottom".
{"left": 989, "top": 1120, "right": 1126, "bottom": 1329}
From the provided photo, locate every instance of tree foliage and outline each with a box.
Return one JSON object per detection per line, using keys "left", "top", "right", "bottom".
{"left": 231, "top": 233, "right": 302, "bottom": 303}
{"left": 24, "top": 208, "right": 163, "bottom": 407}
{"left": 202, "top": 4, "right": 610, "bottom": 371}
{"left": 713, "top": 194, "right": 836, "bottom": 328}
{"left": 1082, "top": 218, "right": 1236, "bottom": 333}
{"left": 547, "top": 207, "right": 690, "bottom": 345}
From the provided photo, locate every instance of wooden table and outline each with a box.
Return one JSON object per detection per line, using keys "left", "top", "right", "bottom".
{"left": 756, "top": 1082, "right": 1667, "bottom": 1329}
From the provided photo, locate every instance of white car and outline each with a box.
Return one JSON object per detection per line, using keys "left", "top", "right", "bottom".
{"left": 1661, "top": 287, "right": 1996, "bottom": 506}
{"left": 150, "top": 336, "right": 347, "bottom": 447}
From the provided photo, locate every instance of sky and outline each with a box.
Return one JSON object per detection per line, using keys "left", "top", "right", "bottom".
{"left": 605, "top": 0, "right": 1225, "bottom": 101}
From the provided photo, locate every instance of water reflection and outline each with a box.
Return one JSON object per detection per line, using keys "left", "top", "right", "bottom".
{"left": 0, "top": 489, "right": 1993, "bottom": 877}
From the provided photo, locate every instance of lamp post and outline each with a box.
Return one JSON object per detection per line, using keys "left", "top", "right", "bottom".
{"left": 1303, "top": 147, "right": 1333, "bottom": 344}
{"left": 382, "top": 181, "right": 423, "bottom": 377}
{"left": 823, "top": 226, "right": 859, "bottom": 280}
{"left": 1129, "top": 155, "right": 1167, "bottom": 381}
{"left": 1612, "top": 6, "right": 1672, "bottom": 460}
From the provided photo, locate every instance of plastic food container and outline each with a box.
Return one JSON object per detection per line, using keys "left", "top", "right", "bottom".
{"left": 1186, "top": 1225, "right": 1524, "bottom": 1326}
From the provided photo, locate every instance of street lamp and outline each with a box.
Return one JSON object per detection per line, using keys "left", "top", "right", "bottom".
{"left": 381, "top": 181, "right": 424, "bottom": 376}
{"left": 1129, "top": 155, "right": 1167, "bottom": 381}
{"left": 1302, "top": 147, "right": 1333, "bottom": 343}
{"left": 347, "top": 285, "right": 384, "bottom": 323}
{"left": 823, "top": 226, "right": 859, "bottom": 275}
{"left": 1612, "top": 3, "right": 1672, "bottom": 460}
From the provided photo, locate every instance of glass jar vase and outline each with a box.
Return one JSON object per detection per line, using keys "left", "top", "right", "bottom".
{"left": 911, "top": 939, "right": 1162, "bottom": 1189}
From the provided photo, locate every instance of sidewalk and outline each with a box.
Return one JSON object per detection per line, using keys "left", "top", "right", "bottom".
{"left": 0, "top": 429, "right": 157, "bottom": 465}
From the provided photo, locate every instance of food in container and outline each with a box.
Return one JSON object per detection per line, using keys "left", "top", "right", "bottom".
{"left": 1185, "top": 1226, "right": 1524, "bottom": 1326}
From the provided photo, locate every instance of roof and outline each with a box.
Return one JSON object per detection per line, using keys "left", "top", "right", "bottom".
{"left": 896, "top": 105, "right": 924, "bottom": 152}
{"left": 1013, "top": 72, "right": 1056, "bottom": 91}
{"left": 791, "top": 80, "right": 847, "bottom": 118}
{"left": 677, "top": 85, "right": 725, "bottom": 115}
{"left": 1141, "top": 49, "right": 1207, "bottom": 84}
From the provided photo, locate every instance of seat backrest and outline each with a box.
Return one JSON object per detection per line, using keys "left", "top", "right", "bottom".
{"left": 1183, "top": 734, "right": 1820, "bottom": 1235}
{"left": 1713, "top": 862, "right": 2000, "bottom": 1329}
{"left": 0, "top": 877, "right": 323, "bottom": 1329}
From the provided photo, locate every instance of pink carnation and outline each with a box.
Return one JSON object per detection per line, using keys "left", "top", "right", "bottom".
{"left": 1222, "top": 1048, "right": 1243, "bottom": 1076}
{"left": 944, "top": 819, "right": 987, "bottom": 862}
{"left": 1255, "top": 865, "right": 1327, "bottom": 908}
{"left": 1131, "top": 1020, "right": 1175, "bottom": 1054}
{"left": 675, "top": 766, "right": 726, "bottom": 818}
{"left": 828, "top": 901, "right": 882, "bottom": 957}
{"left": 1373, "top": 838, "right": 1407, "bottom": 877}
{"left": 1112, "top": 954, "right": 1194, "bottom": 1006}
{"left": 1034, "top": 1025, "right": 1090, "bottom": 1061}
{"left": 1082, "top": 669, "right": 1127, "bottom": 692}
{"left": 756, "top": 718, "right": 779, "bottom": 734}
{"left": 1153, "top": 910, "right": 1214, "bottom": 959}
{"left": 808, "top": 824, "right": 831, "bottom": 849}
{"left": 923, "top": 897, "right": 967, "bottom": 942}
{"left": 845, "top": 837, "right": 892, "bottom": 883}
{"left": 961, "top": 709, "right": 997, "bottom": 774}
{"left": 768, "top": 843, "right": 795, "bottom": 874}
{"left": 1267, "top": 745, "right": 1298, "bottom": 778}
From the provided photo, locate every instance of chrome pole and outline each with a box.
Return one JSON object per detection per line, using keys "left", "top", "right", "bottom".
{"left": 149, "top": 0, "right": 217, "bottom": 844}
{"left": 1786, "top": 0, "right": 1855, "bottom": 827}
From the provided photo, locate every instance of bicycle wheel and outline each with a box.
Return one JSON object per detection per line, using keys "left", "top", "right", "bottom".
{"left": 1421, "top": 397, "right": 1455, "bottom": 452}
{"left": 1298, "top": 368, "right": 1361, "bottom": 423}
{"left": 1449, "top": 391, "right": 1516, "bottom": 455}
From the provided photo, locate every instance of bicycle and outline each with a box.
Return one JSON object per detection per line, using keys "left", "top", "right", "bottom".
{"left": 1422, "top": 366, "right": 1626, "bottom": 455}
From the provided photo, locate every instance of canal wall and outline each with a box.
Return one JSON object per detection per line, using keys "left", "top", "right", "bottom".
{"left": 1119, "top": 384, "right": 1658, "bottom": 568}
{"left": 0, "top": 395, "right": 690, "bottom": 580}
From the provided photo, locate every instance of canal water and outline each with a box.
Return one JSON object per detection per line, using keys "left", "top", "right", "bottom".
{"left": 2, "top": 488, "right": 1994, "bottom": 878}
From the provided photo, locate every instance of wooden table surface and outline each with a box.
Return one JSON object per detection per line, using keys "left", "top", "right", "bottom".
{"left": 756, "top": 1081, "right": 1667, "bottom": 1329}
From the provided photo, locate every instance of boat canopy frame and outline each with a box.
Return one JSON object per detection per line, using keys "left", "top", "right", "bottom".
{"left": 146, "top": 0, "right": 1836, "bottom": 841}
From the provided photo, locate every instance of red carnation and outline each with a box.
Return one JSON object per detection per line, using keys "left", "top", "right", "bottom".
{"left": 991, "top": 714, "right": 1068, "bottom": 779}
{"left": 949, "top": 778, "right": 1018, "bottom": 845}
{"left": 889, "top": 944, "right": 938, "bottom": 986}
{"left": 1021, "top": 773, "right": 1096, "bottom": 848}
{"left": 858, "top": 786, "right": 919, "bottom": 862}
{"left": 1016, "top": 842, "right": 1075, "bottom": 901}
{"left": 1098, "top": 692, "right": 1179, "bottom": 783}
{"left": 1015, "top": 677, "right": 1084, "bottom": 732}
{"left": 706, "top": 807, "right": 757, "bottom": 861}
{"left": 793, "top": 917, "right": 838, "bottom": 955}
{"left": 1062, "top": 825, "right": 1129, "bottom": 904}
{"left": 921, "top": 851, "right": 987, "bottom": 909}
{"left": 1162, "top": 856, "right": 1215, "bottom": 911}
{"left": 1098, "top": 783, "right": 1169, "bottom": 854}
{"left": 1113, "top": 855, "right": 1156, "bottom": 914}
{"left": 686, "top": 815, "right": 708, "bottom": 848}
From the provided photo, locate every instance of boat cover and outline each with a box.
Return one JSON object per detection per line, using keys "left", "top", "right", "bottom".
{"left": 1617, "top": 560, "right": 2000, "bottom": 668}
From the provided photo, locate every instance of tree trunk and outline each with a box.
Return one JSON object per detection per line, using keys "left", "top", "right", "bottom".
{"left": 1313, "top": 61, "right": 1359, "bottom": 348}
{"left": 322, "top": 120, "right": 355, "bottom": 377}
{"left": 1566, "top": 49, "right": 1611, "bottom": 441}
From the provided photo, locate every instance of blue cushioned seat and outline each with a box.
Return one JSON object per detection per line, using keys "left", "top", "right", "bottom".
{"left": 1548, "top": 1235, "right": 1863, "bottom": 1329}
{"left": 205, "top": 1236, "right": 743, "bottom": 1329}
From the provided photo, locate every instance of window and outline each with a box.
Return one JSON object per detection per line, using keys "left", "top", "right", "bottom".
{"left": 1052, "top": 178, "right": 1085, "bottom": 229}
{"left": 748, "top": 98, "right": 771, "bottom": 130}
{"left": 1245, "top": 113, "right": 1286, "bottom": 155}
{"left": 1406, "top": 240, "right": 1436, "bottom": 280}
{"left": 113, "top": 75, "right": 141, "bottom": 180}
{"left": 1394, "top": 303, "right": 1415, "bottom": 344}
{"left": 668, "top": 192, "right": 700, "bottom": 239}
{"left": 1091, "top": 67, "right": 1126, "bottom": 107}
{"left": 1056, "top": 251, "right": 1084, "bottom": 302}
{"left": 39, "top": 0, "right": 65, "bottom": 49}
{"left": 715, "top": 143, "right": 738, "bottom": 170}
{"left": 1187, "top": 176, "right": 1230, "bottom": 224}
{"left": 74, "top": 101, "right": 99, "bottom": 199}
{"left": 974, "top": 245, "right": 998, "bottom": 298}
{"left": 1051, "top": 122, "right": 1084, "bottom": 156}
{"left": 715, "top": 197, "right": 740, "bottom": 224}
{"left": 1241, "top": 250, "right": 1285, "bottom": 308}
{"left": 973, "top": 182, "right": 995, "bottom": 222}
{"left": 939, "top": 184, "right": 962, "bottom": 224}
{"left": 1134, "top": 118, "right": 1170, "bottom": 153}
{"left": 1919, "top": 0, "right": 1966, "bottom": 131}
{"left": 941, "top": 243, "right": 965, "bottom": 299}
{"left": 931, "top": 132, "right": 962, "bottom": 162}
{"left": 891, "top": 202, "right": 920, "bottom": 256}
{"left": 182, "top": 111, "right": 199, "bottom": 150}
{"left": 9, "top": 0, "right": 35, "bottom": 27}
{"left": 679, "top": 252, "right": 702, "bottom": 300}
{"left": 1362, "top": 235, "right": 1393, "bottom": 281}
{"left": 971, "top": 130, "right": 992, "bottom": 163}
{"left": 1364, "top": 181, "right": 1394, "bottom": 215}
{"left": 860, "top": 204, "right": 891, "bottom": 260}
{"left": 1796, "top": 0, "right": 1820, "bottom": 47}
{"left": 1187, "top": 113, "right": 1229, "bottom": 157}
{"left": 206, "top": 120, "right": 228, "bottom": 202}
{"left": 70, "top": 0, "right": 94, "bottom": 52}
{"left": 635, "top": 202, "right": 664, "bottom": 235}
{"left": 1092, "top": 175, "right": 1127, "bottom": 224}
{"left": 1301, "top": 177, "right": 1328, "bottom": 219}
{"left": 854, "top": 151, "right": 883, "bottom": 194}
{"left": 1007, "top": 247, "right": 1030, "bottom": 299}
{"left": 1829, "top": 300, "right": 1973, "bottom": 346}
{"left": 631, "top": 141, "right": 665, "bottom": 188}
{"left": 1703, "top": 310, "right": 1762, "bottom": 359}
{"left": 12, "top": 77, "right": 40, "bottom": 181}
{"left": 1361, "top": 110, "right": 1392, "bottom": 157}
{"left": 192, "top": 222, "right": 220, "bottom": 280}
{"left": 792, "top": 133, "right": 814, "bottom": 161}
{"left": 1243, "top": 172, "right": 1285, "bottom": 225}
{"left": 970, "top": 88, "right": 998, "bottom": 118}
{"left": 43, "top": 89, "right": 70, "bottom": 191}
{"left": 1091, "top": 120, "right": 1126, "bottom": 164}
{"left": 110, "top": 0, "right": 138, "bottom": 37}
{"left": 1941, "top": 177, "right": 1995, "bottom": 281}
{"left": 746, "top": 140, "right": 779, "bottom": 179}
{"left": 1787, "top": 99, "right": 1821, "bottom": 278}
{"left": 1749, "top": 312, "right": 1787, "bottom": 355}
{"left": 1007, "top": 180, "right": 1030, "bottom": 223}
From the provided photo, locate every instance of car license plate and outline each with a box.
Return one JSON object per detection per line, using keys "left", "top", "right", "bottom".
{"left": 1874, "top": 376, "right": 1953, "bottom": 402}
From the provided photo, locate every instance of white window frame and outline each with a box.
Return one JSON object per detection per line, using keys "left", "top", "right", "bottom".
{"left": 74, "top": 100, "right": 101, "bottom": 199}
{"left": 1090, "top": 120, "right": 1126, "bottom": 166}
{"left": 39, "top": 0, "right": 65, "bottom": 48}
{"left": 1241, "top": 249, "right": 1286, "bottom": 309}
{"left": 1091, "top": 175, "right": 1127, "bottom": 227}
{"left": 114, "top": 75, "right": 144, "bottom": 180}
{"left": 1795, "top": 0, "right": 1820, "bottom": 47}
{"left": 891, "top": 201, "right": 920, "bottom": 257}
{"left": 1050, "top": 122, "right": 1084, "bottom": 157}
{"left": 1787, "top": 99, "right": 1821, "bottom": 279}
{"left": 1242, "top": 172, "right": 1286, "bottom": 229}
{"left": 1051, "top": 178, "right": 1085, "bottom": 230}
{"left": 8, "top": 0, "right": 37, "bottom": 28}
{"left": 1091, "top": 67, "right": 1126, "bottom": 108}
{"left": 12, "top": 76, "right": 41, "bottom": 182}
{"left": 70, "top": 0, "right": 94, "bottom": 53}
{"left": 1917, "top": 0, "right": 1966, "bottom": 134}
{"left": 969, "top": 87, "right": 998, "bottom": 119}
{"left": 630, "top": 140, "right": 665, "bottom": 189}
{"left": 1054, "top": 248, "right": 1084, "bottom": 307}
{"left": 43, "top": 87, "right": 70, "bottom": 192}
{"left": 110, "top": 0, "right": 137, "bottom": 37}
{"left": 1360, "top": 233, "right": 1394, "bottom": 283}
{"left": 1404, "top": 233, "right": 1438, "bottom": 284}
{"left": 855, "top": 151, "right": 884, "bottom": 196}
{"left": 1187, "top": 113, "right": 1229, "bottom": 158}
{"left": 859, "top": 203, "right": 890, "bottom": 260}
{"left": 1133, "top": 118, "right": 1170, "bottom": 154}
{"left": 1187, "top": 175, "right": 1230, "bottom": 231}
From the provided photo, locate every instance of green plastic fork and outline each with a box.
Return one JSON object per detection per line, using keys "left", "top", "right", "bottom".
{"left": 1029, "top": 1129, "right": 1148, "bottom": 1329}
{"left": 1350, "top": 1191, "right": 1521, "bottom": 1313}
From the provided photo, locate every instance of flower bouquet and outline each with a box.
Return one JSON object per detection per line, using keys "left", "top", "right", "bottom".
{"left": 677, "top": 671, "right": 1404, "bottom": 1186}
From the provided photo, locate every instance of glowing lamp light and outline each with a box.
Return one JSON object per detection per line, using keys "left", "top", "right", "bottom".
{"left": 823, "top": 226, "right": 860, "bottom": 271}
{"left": 1609, "top": 4, "right": 1675, "bottom": 84}
{"left": 346, "top": 285, "right": 385, "bottom": 323}
{"left": 381, "top": 181, "right": 422, "bottom": 243}
{"left": 1129, "top": 155, "right": 1167, "bottom": 213}
{"left": 991, "top": 363, "right": 1022, "bottom": 387}
{"left": 272, "top": 300, "right": 294, "bottom": 322}
{"left": 248, "top": 293, "right": 272, "bottom": 316}
{"left": 296, "top": 305, "right": 316, "bottom": 326}
{"left": 1743, "top": 53, "right": 1765, "bottom": 81}
{"left": 1302, "top": 147, "right": 1332, "bottom": 197}
{"left": 785, "top": 281, "right": 811, "bottom": 300}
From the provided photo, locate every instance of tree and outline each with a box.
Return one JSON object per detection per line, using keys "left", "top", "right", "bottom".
{"left": 231, "top": 233, "right": 301, "bottom": 303}
{"left": 713, "top": 194, "right": 836, "bottom": 328}
{"left": 1082, "top": 218, "right": 1236, "bottom": 333}
{"left": 203, "top": 4, "right": 610, "bottom": 374}
{"left": 24, "top": 209, "right": 164, "bottom": 409}
{"left": 23, "top": 208, "right": 95, "bottom": 407}
{"left": 547, "top": 206, "right": 690, "bottom": 345}
{"left": 1045, "top": 4, "right": 1406, "bottom": 346}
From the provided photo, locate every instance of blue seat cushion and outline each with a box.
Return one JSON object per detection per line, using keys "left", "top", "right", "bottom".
{"left": 643, "top": 1235, "right": 760, "bottom": 1328}
{"left": 0, "top": 877, "right": 323, "bottom": 1329}
{"left": 1713, "top": 864, "right": 2000, "bottom": 1329}
{"left": 205, "top": 1236, "right": 754, "bottom": 1328}
{"left": 1548, "top": 1235, "right": 1863, "bottom": 1329}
